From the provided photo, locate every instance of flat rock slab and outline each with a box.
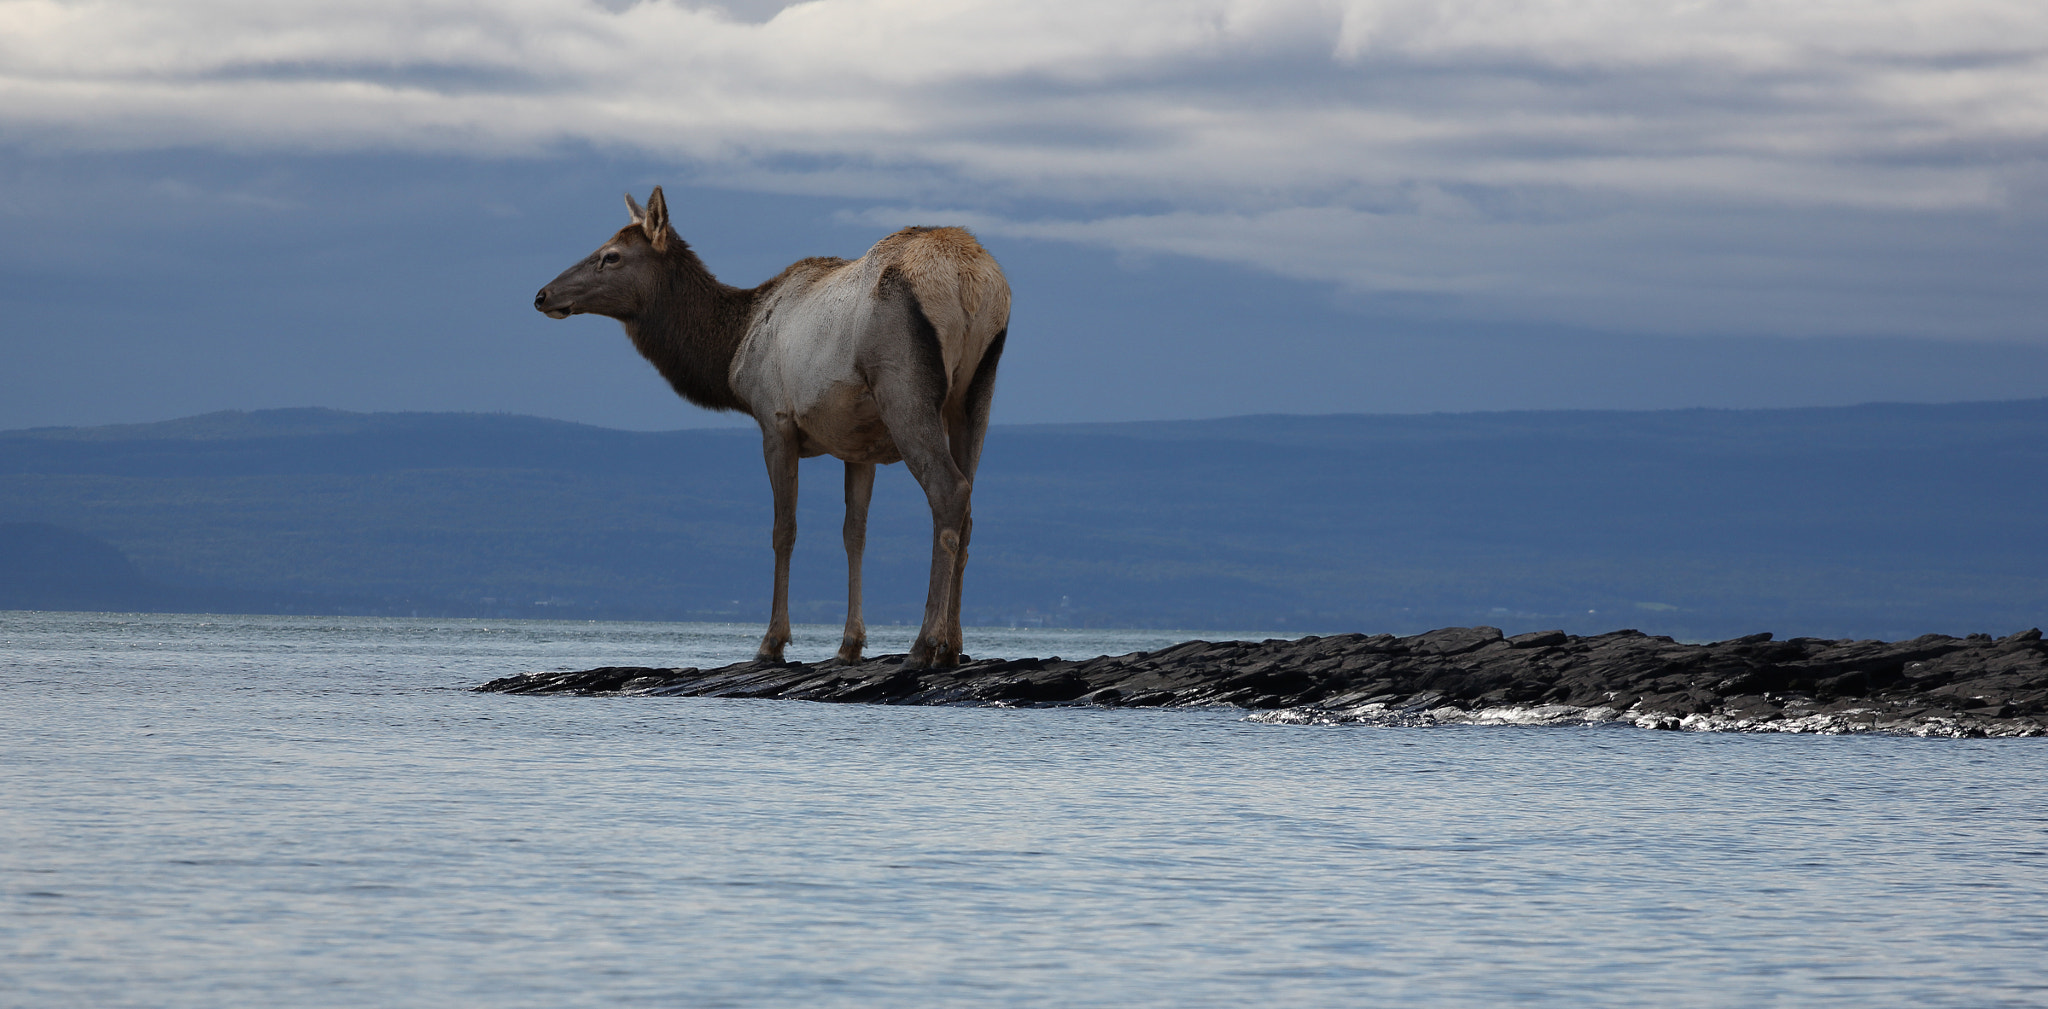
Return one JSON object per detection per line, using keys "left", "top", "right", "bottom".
{"left": 476, "top": 626, "right": 2048, "bottom": 737}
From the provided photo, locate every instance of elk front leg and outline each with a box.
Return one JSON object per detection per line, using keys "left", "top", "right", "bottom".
{"left": 839, "top": 461, "right": 875, "bottom": 663}
{"left": 757, "top": 427, "right": 799, "bottom": 663}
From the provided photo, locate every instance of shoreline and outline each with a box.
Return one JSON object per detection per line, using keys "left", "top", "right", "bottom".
{"left": 477, "top": 625, "right": 2048, "bottom": 737}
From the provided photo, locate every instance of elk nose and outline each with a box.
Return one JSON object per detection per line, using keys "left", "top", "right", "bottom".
{"left": 533, "top": 288, "right": 550, "bottom": 310}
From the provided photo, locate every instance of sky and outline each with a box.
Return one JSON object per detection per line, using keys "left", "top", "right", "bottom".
{"left": 4, "top": 0, "right": 2047, "bottom": 431}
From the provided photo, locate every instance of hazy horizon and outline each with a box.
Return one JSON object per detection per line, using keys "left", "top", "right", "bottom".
{"left": 12, "top": 391, "right": 2048, "bottom": 438}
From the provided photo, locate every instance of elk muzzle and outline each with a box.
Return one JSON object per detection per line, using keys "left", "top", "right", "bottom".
{"left": 533, "top": 287, "right": 571, "bottom": 319}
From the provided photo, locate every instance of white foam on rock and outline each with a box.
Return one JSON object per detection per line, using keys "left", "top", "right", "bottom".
{"left": 1246, "top": 701, "right": 2044, "bottom": 737}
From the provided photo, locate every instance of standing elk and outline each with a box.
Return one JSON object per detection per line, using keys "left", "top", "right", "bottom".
{"left": 534, "top": 187, "right": 1010, "bottom": 669}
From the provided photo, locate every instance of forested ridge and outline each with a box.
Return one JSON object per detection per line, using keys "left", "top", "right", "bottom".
{"left": 4, "top": 400, "right": 2045, "bottom": 640}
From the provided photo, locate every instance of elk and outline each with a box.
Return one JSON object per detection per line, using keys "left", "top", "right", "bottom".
{"left": 534, "top": 187, "right": 1010, "bottom": 669}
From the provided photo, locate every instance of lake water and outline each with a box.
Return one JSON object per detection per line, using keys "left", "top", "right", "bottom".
{"left": 5, "top": 610, "right": 2047, "bottom": 1008}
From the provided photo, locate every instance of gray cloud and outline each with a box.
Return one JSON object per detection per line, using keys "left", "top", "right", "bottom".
{"left": 3, "top": 0, "right": 2044, "bottom": 338}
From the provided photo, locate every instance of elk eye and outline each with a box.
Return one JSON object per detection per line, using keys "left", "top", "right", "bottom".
{"left": 601, "top": 250, "right": 621, "bottom": 265}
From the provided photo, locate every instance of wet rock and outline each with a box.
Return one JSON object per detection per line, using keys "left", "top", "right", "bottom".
{"left": 473, "top": 624, "right": 2048, "bottom": 737}
{"left": 1507, "top": 630, "right": 1568, "bottom": 649}
{"left": 1405, "top": 626, "right": 1504, "bottom": 656}
{"left": 1122, "top": 690, "right": 1177, "bottom": 707}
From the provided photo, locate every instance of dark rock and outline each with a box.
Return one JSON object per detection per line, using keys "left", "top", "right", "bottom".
{"left": 1507, "top": 630, "right": 1568, "bottom": 649}
{"left": 475, "top": 625, "right": 2048, "bottom": 736}
{"left": 1406, "top": 626, "right": 1504, "bottom": 656}
{"left": 1816, "top": 670, "right": 1875, "bottom": 698}
{"left": 974, "top": 671, "right": 1089, "bottom": 704}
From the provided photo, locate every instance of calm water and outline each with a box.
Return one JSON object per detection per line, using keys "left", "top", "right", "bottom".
{"left": 4, "top": 611, "right": 2047, "bottom": 1008}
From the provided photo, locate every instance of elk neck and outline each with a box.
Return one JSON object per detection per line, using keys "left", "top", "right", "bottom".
{"left": 622, "top": 243, "right": 758, "bottom": 414}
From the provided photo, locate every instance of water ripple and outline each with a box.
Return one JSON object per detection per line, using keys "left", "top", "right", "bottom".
{"left": 3, "top": 611, "right": 2046, "bottom": 1007}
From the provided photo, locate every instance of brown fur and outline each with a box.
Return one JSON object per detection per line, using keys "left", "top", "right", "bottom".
{"left": 594, "top": 226, "right": 757, "bottom": 413}
{"left": 535, "top": 189, "right": 1010, "bottom": 669}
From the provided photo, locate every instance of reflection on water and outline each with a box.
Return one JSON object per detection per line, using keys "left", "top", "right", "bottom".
{"left": 3, "top": 611, "right": 2046, "bottom": 1008}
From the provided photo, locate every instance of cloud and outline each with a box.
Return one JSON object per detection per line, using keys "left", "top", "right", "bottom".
{"left": 4, "top": 0, "right": 2045, "bottom": 338}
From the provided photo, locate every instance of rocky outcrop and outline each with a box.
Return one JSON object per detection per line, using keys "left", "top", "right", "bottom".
{"left": 476, "top": 625, "right": 2048, "bottom": 737}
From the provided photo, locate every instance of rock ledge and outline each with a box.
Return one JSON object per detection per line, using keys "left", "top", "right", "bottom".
{"left": 476, "top": 626, "right": 2048, "bottom": 737}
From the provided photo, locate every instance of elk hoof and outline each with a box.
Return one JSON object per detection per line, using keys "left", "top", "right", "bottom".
{"left": 907, "top": 637, "right": 957, "bottom": 670}
{"left": 836, "top": 641, "right": 864, "bottom": 663}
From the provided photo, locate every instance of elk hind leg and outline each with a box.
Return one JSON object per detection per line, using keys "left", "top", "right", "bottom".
{"left": 838, "top": 461, "right": 875, "bottom": 663}
{"left": 870, "top": 396, "right": 968, "bottom": 671}
{"left": 941, "top": 327, "right": 1006, "bottom": 658}
{"left": 870, "top": 274, "right": 972, "bottom": 669}
{"left": 891, "top": 423, "right": 968, "bottom": 670}
{"left": 897, "top": 442, "right": 966, "bottom": 667}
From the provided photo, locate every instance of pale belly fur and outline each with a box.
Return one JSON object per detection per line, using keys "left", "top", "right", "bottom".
{"left": 790, "top": 380, "right": 901, "bottom": 464}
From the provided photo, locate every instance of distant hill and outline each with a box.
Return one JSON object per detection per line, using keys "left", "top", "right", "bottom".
{"left": 2, "top": 402, "right": 2044, "bottom": 640}
{"left": 0, "top": 520, "right": 407, "bottom": 617}
{"left": 0, "top": 521, "right": 171, "bottom": 612}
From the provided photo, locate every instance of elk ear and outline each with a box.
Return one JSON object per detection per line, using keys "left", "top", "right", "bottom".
{"left": 643, "top": 186, "right": 671, "bottom": 252}
{"left": 623, "top": 192, "right": 645, "bottom": 224}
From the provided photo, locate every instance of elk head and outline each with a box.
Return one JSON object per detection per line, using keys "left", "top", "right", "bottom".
{"left": 534, "top": 186, "right": 677, "bottom": 321}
